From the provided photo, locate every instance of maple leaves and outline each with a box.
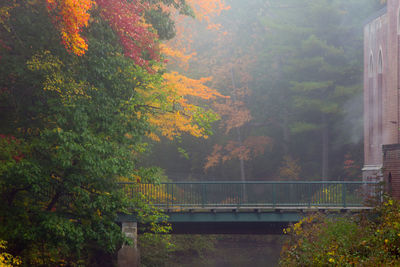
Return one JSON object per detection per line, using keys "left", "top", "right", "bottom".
{"left": 46, "top": 0, "right": 93, "bottom": 56}
{"left": 162, "top": 0, "right": 230, "bottom": 69}
{"left": 138, "top": 72, "right": 226, "bottom": 141}
{"left": 97, "top": 0, "right": 160, "bottom": 69}
{"left": 46, "top": 0, "right": 161, "bottom": 69}
{"left": 213, "top": 95, "right": 252, "bottom": 134}
{"left": 204, "top": 136, "right": 271, "bottom": 170}
{"left": 201, "top": 64, "right": 271, "bottom": 171}
{"left": 37, "top": 0, "right": 228, "bottom": 147}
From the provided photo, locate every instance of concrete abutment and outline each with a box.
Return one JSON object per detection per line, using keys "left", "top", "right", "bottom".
{"left": 117, "top": 222, "right": 140, "bottom": 267}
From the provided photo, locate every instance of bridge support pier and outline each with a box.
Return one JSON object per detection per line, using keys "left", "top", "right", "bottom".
{"left": 118, "top": 222, "right": 140, "bottom": 267}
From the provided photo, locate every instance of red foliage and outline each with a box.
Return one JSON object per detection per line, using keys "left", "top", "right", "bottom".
{"left": 97, "top": 0, "right": 160, "bottom": 70}
{"left": 0, "top": 134, "right": 18, "bottom": 143}
{"left": 12, "top": 154, "right": 24, "bottom": 163}
{"left": 0, "top": 134, "right": 24, "bottom": 163}
{"left": 0, "top": 39, "right": 11, "bottom": 51}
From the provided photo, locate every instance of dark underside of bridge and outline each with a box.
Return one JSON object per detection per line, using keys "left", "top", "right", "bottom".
{"left": 118, "top": 207, "right": 369, "bottom": 235}
{"left": 164, "top": 221, "right": 290, "bottom": 234}
{"left": 119, "top": 210, "right": 305, "bottom": 235}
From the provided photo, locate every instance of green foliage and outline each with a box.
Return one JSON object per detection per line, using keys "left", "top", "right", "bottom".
{"left": 251, "top": 0, "right": 380, "bottom": 179}
{"left": 145, "top": 9, "right": 177, "bottom": 40}
{"left": 0, "top": 1, "right": 175, "bottom": 265}
{"left": 145, "top": 0, "right": 195, "bottom": 41}
{"left": 280, "top": 197, "right": 400, "bottom": 266}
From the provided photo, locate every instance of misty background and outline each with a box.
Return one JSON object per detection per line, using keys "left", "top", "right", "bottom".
{"left": 138, "top": 1, "right": 385, "bottom": 266}
{"left": 143, "top": 0, "right": 383, "bottom": 182}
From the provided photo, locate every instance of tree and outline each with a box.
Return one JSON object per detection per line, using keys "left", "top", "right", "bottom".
{"left": 0, "top": 0, "right": 222, "bottom": 265}
{"left": 254, "top": 0, "right": 381, "bottom": 180}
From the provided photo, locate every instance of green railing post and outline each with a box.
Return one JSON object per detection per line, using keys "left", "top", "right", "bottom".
{"left": 308, "top": 183, "right": 311, "bottom": 208}
{"left": 166, "top": 184, "right": 169, "bottom": 208}
{"left": 342, "top": 183, "right": 346, "bottom": 208}
{"left": 131, "top": 185, "right": 133, "bottom": 199}
{"left": 272, "top": 183, "right": 276, "bottom": 208}
{"left": 240, "top": 184, "right": 243, "bottom": 207}
{"left": 202, "top": 184, "right": 206, "bottom": 208}
{"left": 171, "top": 184, "right": 174, "bottom": 207}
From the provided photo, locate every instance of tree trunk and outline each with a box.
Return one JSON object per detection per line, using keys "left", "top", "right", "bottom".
{"left": 282, "top": 107, "right": 290, "bottom": 155}
{"left": 322, "top": 114, "right": 329, "bottom": 181}
{"left": 231, "top": 68, "right": 246, "bottom": 202}
{"left": 230, "top": 68, "right": 246, "bottom": 182}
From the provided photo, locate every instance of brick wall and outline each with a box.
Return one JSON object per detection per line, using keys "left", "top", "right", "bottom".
{"left": 363, "top": 1, "right": 400, "bottom": 189}
{"left": 383, "top": 144, "right": 400, "bottom": 199}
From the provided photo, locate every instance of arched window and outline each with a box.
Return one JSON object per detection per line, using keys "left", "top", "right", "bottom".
{"left": 369, "top": 53, "right": 374, "bottom": 77}
{"left": 397, "top": 8, "right": 400, "bottom": 89}
{"left": 398, "top": 8, "right": 400, "bottom": 89}
{"left": 378, "top": 50, "right": 383, "bottom": 74}
{"left": 398, "top": 8, "right": 400, "bottom": 34}
{"left": 369, "top": 53, "right": 374, "bottom": 146}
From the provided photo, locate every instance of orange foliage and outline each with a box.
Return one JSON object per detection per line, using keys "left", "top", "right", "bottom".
{"left": 186, "top": 0, "right": 230, "bottom": 22}
{"left": 205, "top": 136, "right": 271, "bottom": 170}
{"left": 163, "top": 72, "right": 226, "bottom": 100}
{"left": 159, "top": 43, "right": 196, "bottom": 67}
{"left": 212, "top": 66, "right": 253, "bottom": 133}
{"left": 213, "top": 99, "right": 252, "bottom": 133}
{"left": 46, "top": 0, "right": 93, "bottom": 56}
{"left": 138, "top": 72, "right": 227, "bottom": 141}
{"left": 204, "top": 144, "right": 222, "bottom": 170}
{"left": 162, "top": 0, "right": 230, "bottom": 69}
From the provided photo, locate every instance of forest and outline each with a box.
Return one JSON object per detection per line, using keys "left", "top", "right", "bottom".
{"left": 0, "top": 0, "right": 393, "bottom": 266}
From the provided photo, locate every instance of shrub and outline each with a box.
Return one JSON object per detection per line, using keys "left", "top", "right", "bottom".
{"left": 280, "top": 197, "right": 400, "bottom": 266}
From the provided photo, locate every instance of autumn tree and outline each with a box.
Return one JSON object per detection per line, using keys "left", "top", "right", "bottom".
{"left": 145, "top": 0, "right": 272, "bottom": 181}
{"left": 0, "top": 0, "right": 224, "bottom": 265}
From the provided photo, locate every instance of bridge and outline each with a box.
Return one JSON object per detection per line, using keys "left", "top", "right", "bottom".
{"left": 118, "top": 181, "right": 381, "bottom": 234}
{"left": 117, "top": 180, "right": 381, "bottom": 266}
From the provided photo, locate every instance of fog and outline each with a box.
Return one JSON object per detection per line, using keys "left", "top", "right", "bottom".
{"left": 143, "top": 0, "right": 384, "bottom": 265}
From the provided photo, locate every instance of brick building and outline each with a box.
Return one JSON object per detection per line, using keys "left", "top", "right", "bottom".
{"left": 363, "top": 0, "right": 400, "bottom": 198}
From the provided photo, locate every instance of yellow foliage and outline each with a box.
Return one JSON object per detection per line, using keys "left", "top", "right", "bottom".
{"left": 279, "top": 156, "right": 301, "bottom": 180}
{"left": 0, "top": 2, "right": 19, "bottom": 32}
{"left": 312, "top": 184, "right": 343, "bottom": 204}
{"left": 0, "top": 240, "right": 21, "bottom": 266}
{"left": 27, "top": 51, "right": 91, "bottom": 102}
{"left": 137, "top": 184, "right": 175, "bottom": 204}
{"left": 186, "top": 0, "right": 230, "bottom": 23}
{"left": 139, "top": 72, "right": 226, "bottom": 140}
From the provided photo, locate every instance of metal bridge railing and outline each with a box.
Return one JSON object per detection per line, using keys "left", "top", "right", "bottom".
{"left": 119, "top": 181, "right": 382, "bottom": 209}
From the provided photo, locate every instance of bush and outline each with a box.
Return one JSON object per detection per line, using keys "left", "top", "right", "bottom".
{"left": 280, "top": 197, "right": 400, "bottom": 266}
